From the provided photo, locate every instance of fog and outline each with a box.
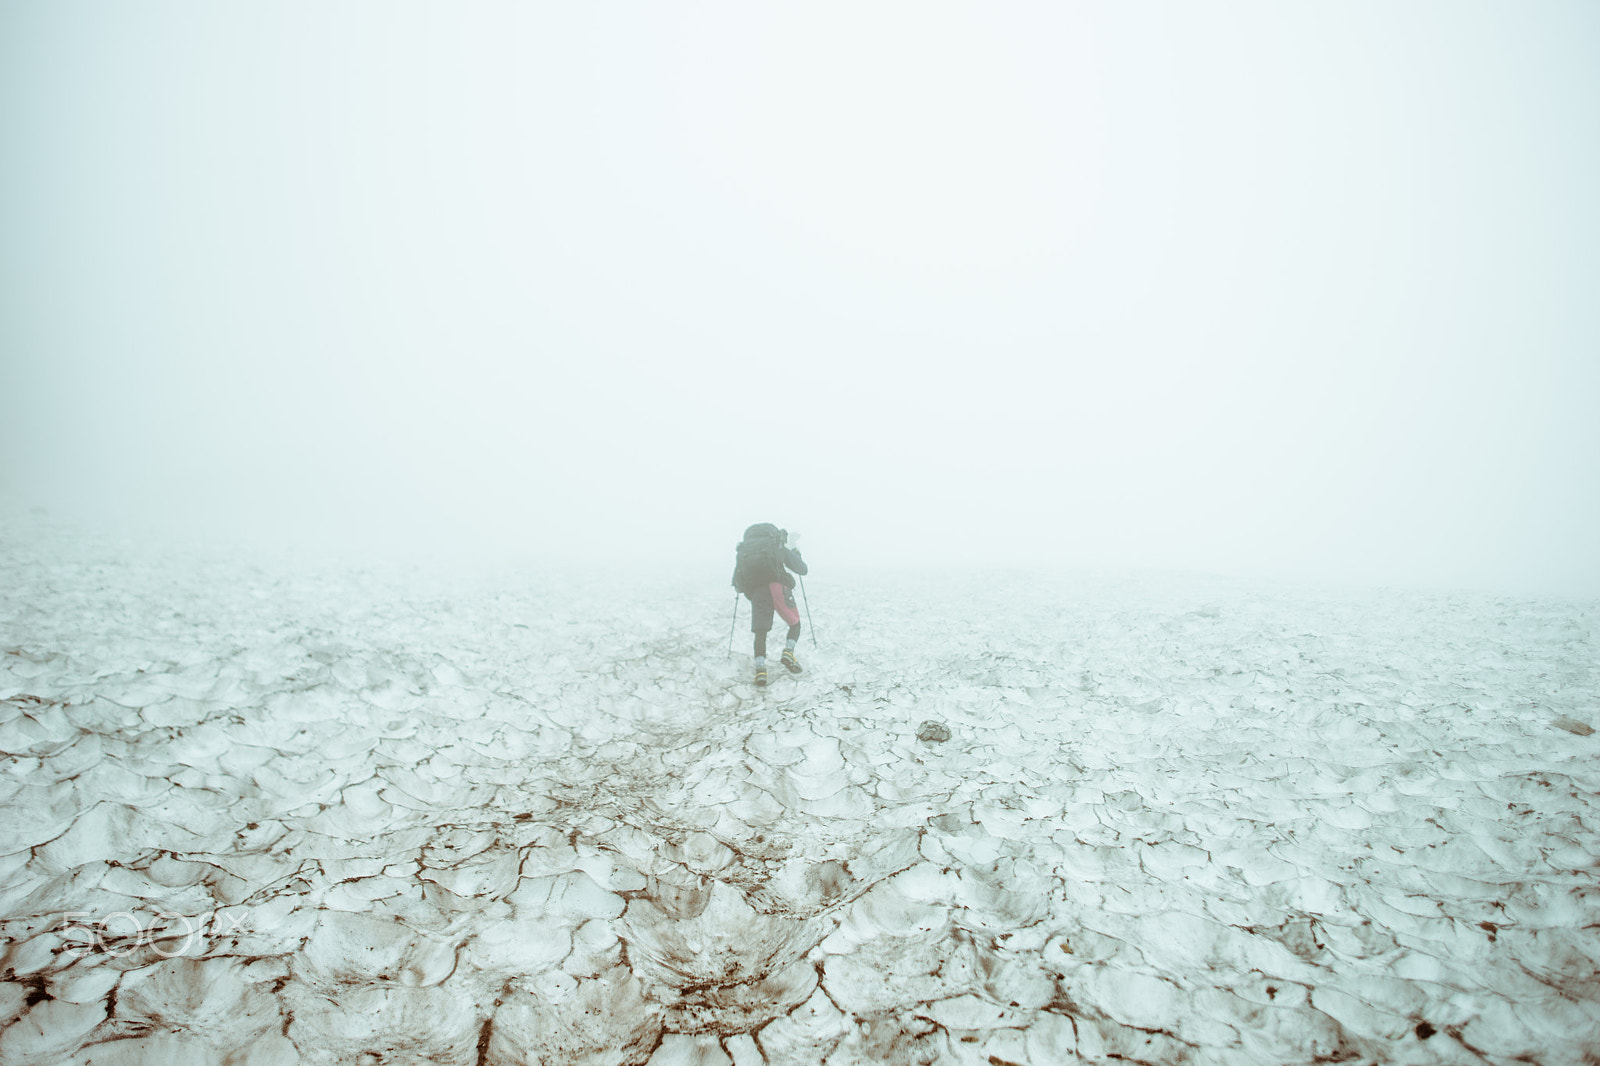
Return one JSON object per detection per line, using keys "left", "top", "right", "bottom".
{"left": 4, "top": 2, "right": 1597, "bottom": 595}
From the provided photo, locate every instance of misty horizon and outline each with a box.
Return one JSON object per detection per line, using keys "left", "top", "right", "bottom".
{"left": 4, "top": 3, "right": 1597, "bottom": 598}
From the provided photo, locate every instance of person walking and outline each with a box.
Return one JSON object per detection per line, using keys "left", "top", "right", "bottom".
{"left": 731, "top": 524, "right": 808, "bottom": 687}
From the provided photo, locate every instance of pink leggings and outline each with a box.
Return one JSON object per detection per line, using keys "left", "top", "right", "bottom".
{"left": 768, "top": 582, "right": 801, "bottom": 626}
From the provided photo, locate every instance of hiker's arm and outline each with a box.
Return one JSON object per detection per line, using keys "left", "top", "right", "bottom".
{"left": 784, "top": 547, "right": 808, "bottom": 576}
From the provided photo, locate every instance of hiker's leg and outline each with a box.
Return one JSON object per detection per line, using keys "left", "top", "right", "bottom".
{"left": 749, "top": 587, "right": 775, "bottom": 665}
{"left": 780, "top": 621, "right": 804, "bottom": 673}
{"left": 771, "top": 583, "right": 802, "bottom": 648}
{"left": 779, "top": 585, "right": 803, "bottom": 672}
{"left": 768, "top": 582, "right": 800, "bottom": 627}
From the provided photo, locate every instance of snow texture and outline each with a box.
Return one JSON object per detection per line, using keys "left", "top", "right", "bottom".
{"left": 2, "top": 512, "right": 1598, "bottom": 1065}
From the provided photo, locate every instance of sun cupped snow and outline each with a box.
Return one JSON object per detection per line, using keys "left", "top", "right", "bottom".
{"left": 1, "top": 513, "right": 1598, "bottom": 1065}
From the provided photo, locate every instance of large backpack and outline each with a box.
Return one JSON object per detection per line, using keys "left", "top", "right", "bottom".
{"left": 732, "top": 523, "right": 785, "bottom": 593}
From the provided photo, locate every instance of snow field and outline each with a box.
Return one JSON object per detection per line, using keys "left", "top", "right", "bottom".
{"left": 1, "top": 515, "right": 1598, "bottom": 1065}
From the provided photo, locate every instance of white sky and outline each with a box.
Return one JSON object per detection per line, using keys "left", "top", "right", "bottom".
{"left": 4, "top": 2, "right": 1597, "bottom": 593}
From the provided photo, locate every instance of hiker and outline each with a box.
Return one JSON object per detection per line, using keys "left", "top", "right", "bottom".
{"left": 731, "top": 523, "right": 808, "bottom": 687}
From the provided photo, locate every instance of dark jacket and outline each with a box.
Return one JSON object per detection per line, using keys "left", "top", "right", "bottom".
{"left": 777, "top": 546, "right": 807, "bottom": 588}
{"left": 731, "top": 542, "right": 808, "bottom": 593}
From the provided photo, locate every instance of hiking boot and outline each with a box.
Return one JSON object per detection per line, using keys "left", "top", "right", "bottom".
{"left": 781, "top": 648, "right": 802, "bottom": 674}
{"left": 754, "top": 666, "right": 768, "bottom": 687}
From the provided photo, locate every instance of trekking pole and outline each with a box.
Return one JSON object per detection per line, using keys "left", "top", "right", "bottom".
{"left": 728, "top": 591, "right": 739, "bottom": 654}
{"left": 798, "top": 574, "right": 816, "bottom": 645}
